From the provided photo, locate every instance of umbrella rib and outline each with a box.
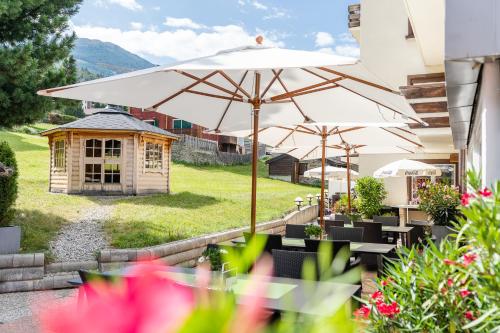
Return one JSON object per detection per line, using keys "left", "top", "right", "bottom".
{"left": 273, "top": 125, "right": 316, "bottom": 135}
{"left": 214, "top": 70, "right": 249, "bottom": 132}
{"left": 152, "top": 71, "right": 219, "bottom": 108}
{"left": 318, "top": 67, "right": 397, "bottom": 93}
{"left": 296, "top": 125, "right": 318, "bottom": 135}
{"left": 260, "top": 69, "right": 283, "bottom": 99}
{"left": 299, "top": 146, "right": 319, "bottom": 160}
{"left": 247, "top": 127, "right": 271, "bottom": 138}
{"left": 272, "top": 69, "right": 310, "bottom": 121}
{"left": 396, "top": 146, "right": 415, "bottom": 153}
{"left": 380, "top": 127, "right": 424, "bottom": 147}
{"left": 332, "top": 126, "right": 365, "bottom": 135}
{"left": 327, "top": 126, "right": 339, "bottom": 135}
{"left": 186, "top": 90, "right": 244, "bottom": 102}
{"left": 301, "top": 67, "right": 330, "bottom": 81}
{"left": 217, "top": 70, "right": 251, "bottom": 99}
{"left": 178, "top": 71, "right": 244, "bottom": 99}
{"left": 275, "top": 126, "right": 299, "bottom": 147}
{"left": 269, "top": 78, "right": 342, "bottom": 102}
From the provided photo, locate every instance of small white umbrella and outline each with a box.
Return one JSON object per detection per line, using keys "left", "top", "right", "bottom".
{"left": 304, "top": 165, "right": 359, "bottom": 180}
{"left": 373, "top": 159, "right": 442, "bottom": 178}
{"left": 38, "top": 39, "right": 424, "bottom": 234}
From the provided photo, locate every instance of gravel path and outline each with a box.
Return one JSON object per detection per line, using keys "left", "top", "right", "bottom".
{"left": 49, "top": 202, "right": 113, "bottom": 262}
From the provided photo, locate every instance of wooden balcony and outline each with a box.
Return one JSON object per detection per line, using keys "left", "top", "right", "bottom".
{"left": 167, "top": 128, "right": 237, "bottom": 145}
{"left": 348, "top": 4, "right": 360, "bottom": 28}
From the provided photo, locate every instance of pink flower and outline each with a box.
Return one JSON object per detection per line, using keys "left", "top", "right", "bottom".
{"left": 478, "top": 187, "right": 492, "bottom": 197}
{"left": 459, "top": 289, "right": 471, "bottom": 298}
{"left": 381, "top": 278, "right": 393, "bottom": 287}
{"left": 41, "top": 262, "right": 196, "bottom": 333}
{"left": 461, "top": 192, "right": 476, "bottom": 206}
{"left": 465, "top": 311, "right": 475, "bottom": 321}
{"left": 447, "top": 278, "right": 453, "bottom": 287}
{"left": 444, "top": 258, "right": 457, "bottom": 266}
{"left": 354, "top": 305, "right": 371, "bottom": 319}
{"left": 462, "top": 253, "right": 478, "bottom": 267}
{"left": 376, "top": 301, "right": 400, "bottom": 318}
{"left": 371, "top": 290, "right": 384, "bottom": 302}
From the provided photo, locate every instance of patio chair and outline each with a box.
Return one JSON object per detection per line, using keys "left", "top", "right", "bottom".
{"left": 243, "top": 232, "right": 283, "bottom": 254}
{"left": 373, "top": 216, "right": 399, "bottom": 244}
{"left": 324, "top": 220, "right": 345, "bottom": 234}
{"left": 333, "top": 214, "right": 351, "bottom": 225}
{"left": 304, "top": 239, "right": 361, "bottom": 274}
{"left": 328, "top": 226, "right": 364, "bottom": 242}
{"left": 352, "top": 221, "right": 383, "bottom": 243}
{"left": 272, "top": 249, "right": 319, "bottom": 280}
{"left": 407, "top": 220, "right": 428, "bottom": 248}
{"left": 285, "top": 224, "right": 308, "bottom": 239}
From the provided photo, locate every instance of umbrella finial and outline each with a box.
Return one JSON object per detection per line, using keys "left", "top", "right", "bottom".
{"left": 255, "top": 35, "right": 264, "bottom": 45}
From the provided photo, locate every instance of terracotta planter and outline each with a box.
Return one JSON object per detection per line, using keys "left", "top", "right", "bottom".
{"left": 0, "top": 226, "right": 21, "bottom": 254}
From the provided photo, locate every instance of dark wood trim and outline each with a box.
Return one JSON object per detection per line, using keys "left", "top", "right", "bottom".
{"left": 408, "top": 117, "right": 450, "bottom": 129}
{"left": 400, "top": 83, "right": 446, "bottom": 99}
{"left": 411, "top": 101, "right": 448, "bottom": 113}
{"left": 407, "top": 73, "right": 445, "bottom": 86}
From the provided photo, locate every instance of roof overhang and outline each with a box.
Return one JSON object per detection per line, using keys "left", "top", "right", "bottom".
{"left": 40, "top": 128, "right": 179, "bottom": 141}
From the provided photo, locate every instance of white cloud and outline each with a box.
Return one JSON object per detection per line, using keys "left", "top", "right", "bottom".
{"left": 252, "top": 0, "right": 268, "bottom": 10}
{"left": 315, "top": 32, "right": 334, "bottom": 47}
{"left": 318, "top": 44, "right": 360, "bottom": 58}
{"left": 338, "top": 32, "right": 356, "bottom": 43}
{"left": 152, "top": 6, "right": 160, "bottom": 11}
{"left": 107, "top": 0, "right": 142, "bottom": 10}
{"left": 130, "top": 22, "right": 143, "bottom": 30}
{"left": 237, "top": 0, "right": 245, "bottom": 5}
{"left": 164, "top": 17, "right": 206, "bottom": 30}
{"left": 73, "top": 24, "right": 285, "bottom": 62}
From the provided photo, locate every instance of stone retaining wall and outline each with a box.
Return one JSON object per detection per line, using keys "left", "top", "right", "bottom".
{"left": 0, "top": 206, "right": 318, "bottom": 293}
{"left": 98, "top": 205, "right": 319, "bottom": 271}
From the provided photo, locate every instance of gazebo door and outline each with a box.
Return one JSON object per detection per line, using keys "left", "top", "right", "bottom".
{"left": 83, "top": 138, "right": 122, "bottom": 193}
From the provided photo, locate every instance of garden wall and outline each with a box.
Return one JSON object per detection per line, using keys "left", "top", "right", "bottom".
{"left": 0, "top": 205, "right": 318, "bottom": 293}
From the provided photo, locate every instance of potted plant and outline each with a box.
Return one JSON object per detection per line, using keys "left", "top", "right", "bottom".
{"left": 417, "top": 181, "right": 460, "bottom": 243}
{"left": 198, "top": 247, "right": 227, "bottom": 271}
{"left": 305, "top": 224, "right": 322, "bottom": 239}
{"left": 0, "top": 141, "right": 20, "bottom": 254}
{"left": 354, "top": 176, "right": 387, "bottom": 219}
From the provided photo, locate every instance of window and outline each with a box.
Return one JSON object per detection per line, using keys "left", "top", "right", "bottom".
{"left": 85, "top": 139, "right": 102, "bottom": 158}
{"left": 85, "top": 164, "right": 101, "bottom": 183}
{"left": 54, "top": 140, "right": 65, "bottom": 169}
{"left": 173, "top": 119, "right": 192, "bottom": 129}
{"left": 105, "top": 140, "right": 121, "bottom": 158}
{"left": 145, "top": 143, "right": 163, "bottom": 170}
{"left": 104, "top": 164, "right": 120, "bottom": 183}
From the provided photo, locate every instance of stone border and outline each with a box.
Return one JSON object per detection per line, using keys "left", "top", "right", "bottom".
{"left": 0, "top": 205, "right": 318, "bottom": 293}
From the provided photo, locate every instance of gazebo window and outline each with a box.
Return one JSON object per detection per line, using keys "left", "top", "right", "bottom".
{"left": 85, "top": 139, "right": 102, "bottom": 158}
{"left": 104, "top": 164, "right": 120, "bottom": 183}
{"left": 85, "top": 164, "right": 101, "bottom": 183}
{"left": 105, "top": 140, "right": 121, "bottom": 158}
{"left": 54, "top": 140, "right": 65, "bottom": 169}
{"left": 145, "top": 142, "right": 163, "bottom": 170}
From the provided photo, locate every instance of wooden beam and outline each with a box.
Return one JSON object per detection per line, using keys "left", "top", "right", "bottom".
{"left": 407, "top": 73, "right": 445, "bottom": 85}
{"left": 400, "top": 83, "right": 446, "bottom": 99}
{"left": 411, "top": 101, "right": 448, "bottom": 113}
{"left": 409, "top": 117, "right": 450, "bottom": 129}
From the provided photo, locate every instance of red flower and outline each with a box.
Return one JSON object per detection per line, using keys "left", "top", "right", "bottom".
{"left": 381, "top": 278, "right": 393, "bottom": 287}
{"left": 444, "top": 258, "right": 457, "bottom": 266}
{"left": 465, "top": 311, "right": 475, "bottom": 321}
{"left": 354, "top": 305, "right": 371, "bottom": 319}
{"left": 461, "top": 193, "right": 475, "bottom": 206}
{"left": 459, "top": 289, "right": 471, "bottom": 298}
{"left": 462, "top": 253, "right": 478, "bottom": 267}
{"left": 447, "top": 278, "right": 453, "bottom": 287}
{"left": 376, "top": 301, "right": 400, "bottom": 318}
{"left": 478, "top": 187, "right": 492, "bottom": 197}
{"left": 371, "top": 290, "right": 384, "bottom": 301}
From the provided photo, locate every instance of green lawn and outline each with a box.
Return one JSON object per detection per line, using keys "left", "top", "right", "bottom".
{"left": 1, "top": 126, "right": 316, "bottom": 252}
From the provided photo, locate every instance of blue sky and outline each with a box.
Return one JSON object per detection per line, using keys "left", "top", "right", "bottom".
{"left": 72, "top": 0, "right": 360, "bottom": 64}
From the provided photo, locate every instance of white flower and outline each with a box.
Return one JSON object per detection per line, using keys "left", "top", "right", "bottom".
{"left": 198, "top": 256, "right": 205, "bottom": 263}
{"left": 220, "top": 249, "right": 228, "bottom": 254}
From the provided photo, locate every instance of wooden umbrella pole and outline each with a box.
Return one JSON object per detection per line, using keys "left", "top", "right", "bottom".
{"left": 346, "top": 146, "right": 352, "bottom": 213}
{"left": 250, "top": 72, "right": 261, "bottom": 235}
{"left": 320, "top": 126, "right": 327, "bottom": 236}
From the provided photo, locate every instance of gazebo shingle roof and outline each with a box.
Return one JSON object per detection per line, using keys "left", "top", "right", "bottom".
{"left": 41, "top": 108, "right": 178, "bottom": 139}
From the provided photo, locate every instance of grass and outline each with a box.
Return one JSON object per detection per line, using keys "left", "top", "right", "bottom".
{"left": 0, "top": 125, "right": 316, "bottom": 252}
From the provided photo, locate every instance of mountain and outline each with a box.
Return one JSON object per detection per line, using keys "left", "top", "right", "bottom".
{"left": 72, "top": 38, "right": 155, "bottom": 79}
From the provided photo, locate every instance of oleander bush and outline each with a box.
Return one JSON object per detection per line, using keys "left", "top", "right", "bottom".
{"left": 418, "top": 181, "right": 461, "bottom": 226}
{"left": 354, "top": 177, "right": 387, "bottom": 218}
{"left": 355, "top": 172, "right": 500, "bottom": 332}
{"left": 0, "top": 141, "right": 18, "bottom": 226}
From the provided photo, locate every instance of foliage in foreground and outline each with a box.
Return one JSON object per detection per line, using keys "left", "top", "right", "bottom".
{"left": 418, "top": 181, "right": 461, "bottom": 226}
{"left": 354, "top": 176, "right": 387, "bottom": 218}
{"left": 356, "top": 172, "right": 500, "bottom": 332}
{"left": 0, "top": 141, "right": 18, "bottom": 226}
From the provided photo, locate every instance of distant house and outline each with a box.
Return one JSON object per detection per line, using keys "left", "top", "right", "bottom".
{"left": 266, "top": 154, "right": 309, "bottom": 183}
{"left": 129, "top": 107, "right": 240, "bottom": 153}
{"left": 41, "top": 108, "right": 177, "bottom": 195}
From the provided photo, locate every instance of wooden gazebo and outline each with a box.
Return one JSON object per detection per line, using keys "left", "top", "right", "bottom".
{"left": 41, "top": 109, "right": 178, "bottom": 195}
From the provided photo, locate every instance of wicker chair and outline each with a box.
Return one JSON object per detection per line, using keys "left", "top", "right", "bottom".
{"left": 324, "top": 220, "right": 345, "bottom": 234}
{"left": 243, "top": 232, "right": 283, "bottom": 254}
{"left": 333, "top": 214, "right": 351, "bottom": 224}
{"left": 272, "top": 249, "right": 318, "bottom": 279}
{"left": 352, "top": 221, "right": 383, "bottom": 243}
{"left": 285, "top": 224, "right": 308, "bottom": 239}
{"left": 328, "top": 226, "right": 364, "bottom": 242}
{"left": 373, "top": 215, "right": 399, "bottom": 226}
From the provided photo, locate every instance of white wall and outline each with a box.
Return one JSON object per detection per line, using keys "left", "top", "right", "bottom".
{"left": 467, "top": 60, "right": 500, "bottom": 187}
{"left": 358, "top": 153, "right": 452, "bottom": 206}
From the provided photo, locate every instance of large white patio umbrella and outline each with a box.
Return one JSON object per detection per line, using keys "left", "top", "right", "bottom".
{"left": 38, "top": 39, "right": 424, "bottom": 234}
{"left": 373, "top": 159, "right": 442, "bottom": 178}
{"left": 229, "top": 123, "right": 422, "bottom": 227}
{"left": 304, "top": 166, "right": 359, "bottom": 180}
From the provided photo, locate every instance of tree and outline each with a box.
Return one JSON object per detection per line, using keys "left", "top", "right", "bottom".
{"left": 354, "top": 176, "right": 387, "bottom": 218}
{"left": 0, "top": 0, "right": 82, "bottom": 127}
{"left": 0, "top": 141, "right": 18, "bottom": 226}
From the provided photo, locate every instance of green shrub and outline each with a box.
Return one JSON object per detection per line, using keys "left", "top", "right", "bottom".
{"left": 417, "top": 181, "right": 461, "bottom": 226}
{"left": 47, "top": 112, "right": 78, "bottom": 125}
{"left": 305, "top": 224, "right": 322, "bottom": 238}
{"left": 354, "top": 177, "right": 387, "bottom": 218}
{"left": 0, "top": 141, "right": 18, "bottom": 226}
{"left": 334, "top": 194, "right": 358, "bottom": 214}
{"left": 356, "top": 172, "right": 500, "bottom": 332}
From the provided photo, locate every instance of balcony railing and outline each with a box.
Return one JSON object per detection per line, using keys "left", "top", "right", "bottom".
{"left": 348, "top": 4, "right": 360, "bottom": 28}
{"left": 167, "top": 128, "right": 237, "bottom": 145}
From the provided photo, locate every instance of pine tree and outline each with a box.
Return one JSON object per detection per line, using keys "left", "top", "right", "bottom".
{"left": 0, "top": 0, "right": 82, "bottom": 127}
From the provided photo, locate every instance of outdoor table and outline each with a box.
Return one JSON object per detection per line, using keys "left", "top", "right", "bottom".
{"left": 68, "top": 265, "right": 360, "bottom": 317}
